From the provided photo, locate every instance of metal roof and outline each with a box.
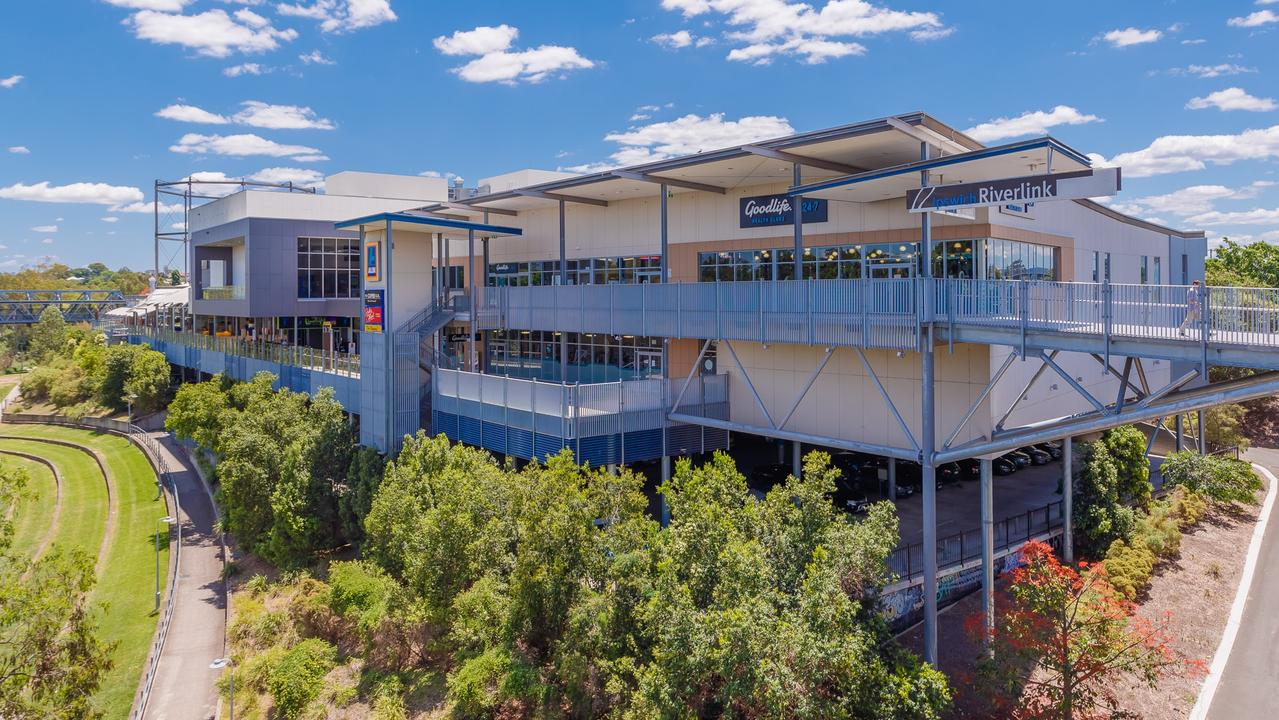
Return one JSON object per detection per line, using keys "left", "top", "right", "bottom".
{"left": 334, "top": 212, "right": 523, "bottom": 238}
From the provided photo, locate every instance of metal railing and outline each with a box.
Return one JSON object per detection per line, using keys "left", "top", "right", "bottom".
{"left": 888, "top": 499, "right": 1063, "bottom": 581}
{"left": 200, "top": 285, "right": 245, "bottom": 301}
{"left": 476, "top": 279, "right": 1279, "bottom": 352}
{"left": 133, "top": 327, "right": 361, "bottom": 377}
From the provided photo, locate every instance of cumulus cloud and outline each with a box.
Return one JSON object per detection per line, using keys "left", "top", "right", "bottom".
{"left": 433, "top": 25, "right": 594, "bottom": 84}
{"left": 7, "top": 146, "right": 30, "bottom": 154}
{"left": 40, "top": 238, "right": 54, "bottom": 245}
{"left": 656, "top": 0, "right": 948, "bottom": 65}
{"left": 169, "top": 133, "right": 328, "bottom": 160}
{"left": 1227, "top": 10, "right": 1278, "bottom": 27}
{"left": 247, "top": 166, "right": 326, "bottom": 188}
{"left": 1088, "top": 124, "right": 1279, "bottom": 177}
{"left": 30, "top": 225, "right": 58, "bottom": 233}
{"left": 223, "top": 62, "right": 266, "bottom": 76}
{"left": 1187, "top": 207, "right": 1279, "bottom": 225}
{"left": 0, "top": 181, "right": 145, "bottom": 206}
{"left": 299, "top": 49, "right": 335, "bottom": 64}
{"left": 964, "top": 105, "right": 1102, "bottom": 143}
{"left": 103, "top": 0, "right": 191, "bottom": 9}
{"left": 652, "top": 30, "right": 713, "bottom": 48}
{"left": 1169, "top": 63, "right": 1256, "bottom": 78}
{"left": 102, "top": 216, "right": 120, "bottom": 223}
{"left": 1105, "top": 181, "right": 1274, "bottom": 217}
{"left": 1100, "top": 27, "right": 1162, "bottom": 47}
{"left": 156, "top": 101, "right": 335, "bottom": 129}
{"left": 565, "top": 113, "right": 794, "bottom": 172}
{"left": 1186, "top": 87, "right": 1277, "bottom": 112}
{"left": 276, "top": 0, "right": 397, "bottom": 33}
{"left": 125, "top": 9, "right": 298, "bottom": 58}
{"left": 0, "top": 75, "right": 22, "bottom": 89}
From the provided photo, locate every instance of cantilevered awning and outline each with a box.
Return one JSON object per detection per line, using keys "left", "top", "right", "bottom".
{"left": 790, "top": 136, "right": 1093, "bottom": 204}
{"left": 335, "top": 211, "right": 523, "bottom": 239}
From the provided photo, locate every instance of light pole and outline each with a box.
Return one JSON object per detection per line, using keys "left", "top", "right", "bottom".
{"left": 211, "top": 658, "right": 233, "bottom": 720}
{"left": 155, "top": 515, "right": 175, "bottom": 612}
{"left": 125, "top": 392, "right": 138, "bottom": 428}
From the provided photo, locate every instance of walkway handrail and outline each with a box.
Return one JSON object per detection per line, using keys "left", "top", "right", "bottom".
{"left": 888, "top": 498, "right": 1063, "bottom": 581}
{"left": 132, "top": 327, "right": 361, "bottom": 378}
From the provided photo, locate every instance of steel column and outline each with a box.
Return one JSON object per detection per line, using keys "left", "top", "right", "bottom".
{"left": 888, "top": 459, "right": 897, "bottom": 503}
{"left": 792, "top": 163, "right": 803, "bottom": 279}
{"left": 468, "top": 229, "right": 476, "bottom": 371}
{"left": 384, "top": 219, "right": 395, "bottom": 450}
{"left": 1175, "top": 415, "right": 1184, "bottom": 452}
{"left": 919, "top": 139, "right": 938, "bottom": 668}
{"left": 1062, "top": 436, "right": 1074, "bottom": 562}
{"left": 792, "top": 440, "right": 802, "bottom": 479}
{"left": 558, "top": 199, "right": 568, "bottom": 381}
{"left": 980, "top": 457, "right": 994, "bottom": 653}
{"left": 1197, "top": 410, "right": 1207, "bottom": 453}
{"left": 661, "top": 455, "right": 671, "bottom": 526}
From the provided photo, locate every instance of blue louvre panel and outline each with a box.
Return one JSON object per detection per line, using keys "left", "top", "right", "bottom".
{"left": 481, "top": 422, "right": 508, "bottom": 455}
{"left": 702, "top": 427, "right": 729, "bottom": 453}
{"left": 576, "top": 434, "right": 619, "bottom": 468}
{"left": 622, "top": 429, "right": 663, "bottom": 463}
{"left": 433, "top": 411, "right": 459, "bottom": 441}
{"left": 534, "top": 433, "right": 568, "bottom": 462}
{"left": 507, "top": 427, "right": 534, "bottom": 460}
{"left": 458, "top": 416, "right": 482, "bottom": 446}
{"left": 664, "top": 424, "right": 701, "bottom": 456}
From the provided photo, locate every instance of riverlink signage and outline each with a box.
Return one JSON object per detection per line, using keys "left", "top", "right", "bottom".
{"left": 740, "top": 194, "right": 828, "bottom": 228}
{"left": 906, "top": 167, "right": 1121, "bottom": 213}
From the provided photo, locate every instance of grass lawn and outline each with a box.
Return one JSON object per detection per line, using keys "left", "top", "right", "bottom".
{"left": 0, "top": 438, "right": 108, "bottom": 561}
{"left": 0, "top": 373, "right": 23, "bottom": 399}
{"left": 0, "top": 425, "right": 168, "bottom": 720}
{"left": 1, "top": 453, "right": 59, "bottom": 559}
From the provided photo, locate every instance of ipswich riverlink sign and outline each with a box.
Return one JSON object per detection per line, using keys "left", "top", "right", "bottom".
{"left": 740, "top": 193, "right": 828, "bottom": 228}
{"left": 906, "top": 167, "right": 1121, "bottom": 213}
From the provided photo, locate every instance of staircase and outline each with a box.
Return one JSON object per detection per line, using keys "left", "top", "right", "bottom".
{"left": 398, "top": 302, "right": 458, "bottom": 432}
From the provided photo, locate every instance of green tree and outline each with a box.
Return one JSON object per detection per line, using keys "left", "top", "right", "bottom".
{"left": 1160, "top": 451, "right": 1262, "bottom": 504}
{"left": 1072, "top": 441, "right": 1136, "bottom": 558}
{"left": 123, "top": 348, "right": 170, "bottom": 414}
{"left": 164, "top": 375, "right": 234, "bottom": 453}
{"left": 1207, "top": 238, "right": 1279, "bottom": 287}
{"left": 338, "top": 447, "right": 384, "bottom": 546}
{"left": 0, "top": 462, "right": 114, "bottom": 719}
{"left": 266, "top": 638, "right": 336, "bottom": 719}
{"left": 1102, "top": 425, "right": 1152, "bottom": 509}
{"left": 27, "top": 306, "right": 67, "bottom": 362}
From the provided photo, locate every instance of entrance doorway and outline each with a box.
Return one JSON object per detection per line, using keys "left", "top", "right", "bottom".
{"left": 869, "top": 262, "right": 915, "bottom": 280}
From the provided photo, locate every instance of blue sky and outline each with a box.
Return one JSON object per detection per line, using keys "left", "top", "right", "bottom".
{"left": 2, "top": 0, "right": 1278, "bottom": 272}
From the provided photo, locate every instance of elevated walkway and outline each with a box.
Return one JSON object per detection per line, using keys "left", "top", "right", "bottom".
{"left": 0, "top": 289, "right": 126, "bottom": 324}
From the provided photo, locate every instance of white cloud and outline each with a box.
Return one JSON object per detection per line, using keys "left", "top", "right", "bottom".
{"left": 1188, "top": 207, "right": 1279, "bottom": 225}
{"left": 0, "top": 181, "right": 144, "bottom": 206}
{"left": 1169, "top": 63, "right": 1256, "bottom": 78}
{"left": 566, "top": 112, "right": 794, "bottom": 172}
{"left": 299, "top": 49, "right": 335, "bottom": 64}
{"left": 169, "top": 132, "right": 327, "bottom": 160}
{"left": 1180, "top": 38, "right": 1206, "bottom": 45}
{"left": 125, "top": 9, "right": 298, "bottom": 58}
{"left": 224, "top": 62, "right": 265, "bottom": 76}
{"left": 30, "top": 225, "right": 58, "bottom": 233}
{"left": 964, "top": 105, "right": 1102, "bottom": 143}
{"left": 1106, "top": 181, "right": 1274, "bottom": 217}
{"left": 1228, "top": 10, "right": 1278, "bottom": 27}
{"left": 101, "top": 216, "right": 121, "bottom": 223}
{"left": 112, "top": 200, "right": 185, "bottom": 213}
{"left": 247, "top": 166, "right": 325, "bottom": 188}
{"left": 1089, "top": 124, "right": 1279, "bottom": 177}
{"left": 1101, "top": 27, "right": 1162, "bottom": 47}
{"left": 7, "top": 146, "right": 30, "bottom": 154}
{"left": 658, "top": 0, "right": 948, "bottom": 65}
{"left": 276, "top": 0, "right": 397, "bottom": 33}
{"left": 653, "top": 30, "right": 714, "bottom": 48}
{"left": 1186, "top": 87, "right": 1277, "bottom": 112}
{"left": 433, "top": 25, "right": 595, "bottom": 84}
{"left": 156, "top": 103, "right": 231, "bottom": 124}
{"left": 103, "top": 0, "right": 191, "bottom": 9}
{"left": 0, "top": 75, "right": 22, "bottom": 89}
{"left": 41, "top": 238, "right": 54, "bottom": 245}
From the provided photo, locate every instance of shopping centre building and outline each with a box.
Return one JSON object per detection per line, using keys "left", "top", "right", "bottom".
{"left": 133, "top": 112, "right": 1279, "bottom": 664}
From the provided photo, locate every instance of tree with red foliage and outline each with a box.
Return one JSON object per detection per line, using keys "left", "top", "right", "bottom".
{"left": 966, "top": 541, "right": 1200, "bottom": 719}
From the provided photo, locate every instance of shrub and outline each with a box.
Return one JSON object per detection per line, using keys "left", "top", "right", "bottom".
{"left": 1131, "top": 500, "right": 1182, "bottom": 559}
{"left": 20, "top": 363, "right": 61, "bottom": 401}
{"left": 47, "top": 363, "right": 90, "bottom": 408}
{"left": 447, "top": 646, "right": 510, "bottom": 718}
{"left": 1074, "top": 441, "right": 1136, "bottom": 557}
{"left": 1170, "top": 486, "right": 1208, "bottom": 526}
{"left": 1103, "top": 425, "right": 1152, "bottom": 509}
{"left": 266, "top": 638, "right": 337, "bottom": 719}
{"left": 1104, "top": 539, "right": 1156, "bottom": 600}
{"left": 326, "top": 560, "right": 395, "bottom": 639}
{"left": 1160, "top": 451, "right": 1262, "bottom": 505}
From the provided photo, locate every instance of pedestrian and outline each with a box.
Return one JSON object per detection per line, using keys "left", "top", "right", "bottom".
{"left": 1178, "top": 280, "right": 1202, "bottom": 336}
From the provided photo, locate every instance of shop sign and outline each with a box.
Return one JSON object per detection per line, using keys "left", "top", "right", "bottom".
{"left": 906, "top": 168, "right": 1120, "bottom": 213}
{"left": 364, "top": 240, "right": 382, "bottom": 283}
{"left": 739, "top": 194, "right": 828, "bottom": 228}
{"left": 446, "top": 331, "right": 480, "bottom": 343}
{"left": 491, "top": 263, "right": 518, "bottom": 274}
{"left": 363, "top": 289, "right": 384, "bottom": 333}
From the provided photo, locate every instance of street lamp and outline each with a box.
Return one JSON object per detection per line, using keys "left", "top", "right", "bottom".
{"left": 211, "top": 657, "right": 234, "bottom": 720}
{"left": 155, "top": 515, "right": 175, "bottom": 612}
{"left": 124, "top": 392, "right": 138, "bottom": 428}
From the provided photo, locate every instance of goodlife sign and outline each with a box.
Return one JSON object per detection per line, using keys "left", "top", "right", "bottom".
{"left": 906, "top": 167, "right": 1120, "bottom": 213}
{"left": 739, "top": 194, "right": 828, "bottom": 228}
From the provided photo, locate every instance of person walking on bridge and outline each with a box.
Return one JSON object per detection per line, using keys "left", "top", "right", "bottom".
{"left": 1178, "top": 280, "right": 1202, "bottom": 336}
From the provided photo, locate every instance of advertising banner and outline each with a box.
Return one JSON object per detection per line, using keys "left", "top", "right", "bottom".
{"left": 739, "top": 194, "right": 828, "bottom": 228}
{"left": 906, "top": 167, "right": 1120, "bottom": 213}
{"left": 363, "top": 289, "right": 384, "bottom": 333}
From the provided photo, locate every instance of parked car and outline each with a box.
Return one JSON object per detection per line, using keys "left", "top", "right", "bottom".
{"left": 1033, "top": 442, "right": 1063, "bottom": 460}
{"left": 957, "top": 458, "right": 983, "bottom": 479}
{"left": 1005, "top": 450, "right": 1032, "bottom": 469}
{"left": 831, "top": 451, "right": 879, "bottom": 484}
{"left": 1020, "top": 446, "right": 1052, "bottom": 465}
{"left": 993, "top": 455, "right": 1019, "bottom": 475}
{"left": 748, "top": 463, "right": 791, "bottom": 499}
{"left": 831, "top": 474, "right": 871, "bottom": 514}
{"left": 937, "top": 462, "right": 964, "bottom": 487}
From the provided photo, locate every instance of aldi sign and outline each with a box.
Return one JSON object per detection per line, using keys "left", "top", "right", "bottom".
{"left": 739, "top": 194, "right": 828, "bottom": 228}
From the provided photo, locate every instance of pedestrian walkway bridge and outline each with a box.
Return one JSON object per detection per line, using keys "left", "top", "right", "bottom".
{"left": 0, "top": 289, "right": 126, "bottom": 325}
{"left": 475, "top": 278, "right": 1279, "bottom": 371}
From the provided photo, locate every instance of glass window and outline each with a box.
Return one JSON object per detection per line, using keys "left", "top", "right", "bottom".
{"left": 296, "top": 237, "right": 361, "bottom": 299}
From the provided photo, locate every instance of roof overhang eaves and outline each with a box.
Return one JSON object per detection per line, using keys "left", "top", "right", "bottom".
{"left": 788, "top": 136, "right": 1093, "bottom": 197}
{"left": 334, "top": 212, "right": 522, "bottom": 236}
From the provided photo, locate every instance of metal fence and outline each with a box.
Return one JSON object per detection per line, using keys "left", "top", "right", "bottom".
{"left": 888, "top": 499, "right": 1063, "bottom": 581}
{"left": 477, "top": 279, "right": 1279, "bottom": 352}
{"left": 136, "top": 327, "right": 361, "bottom": 377}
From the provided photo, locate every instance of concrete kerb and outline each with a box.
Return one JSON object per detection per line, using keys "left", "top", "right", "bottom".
{"left": 0, "top": 448, "right": 63, "bottom": 562}
{"left": 0, "top": 414, "right": 181, "bottom": 720}
{"left": 1187, "top": 463, "right": 1277, "bottom": 720}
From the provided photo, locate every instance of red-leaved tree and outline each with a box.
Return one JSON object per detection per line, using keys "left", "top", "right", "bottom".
{"left": 966, "top": 541, "right": 1200, "bottom": 720}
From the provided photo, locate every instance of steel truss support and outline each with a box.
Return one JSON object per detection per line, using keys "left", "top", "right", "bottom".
{"left": 854, "top": 347, "right": 920, "bottom": 451}
{"left": 670, "top": 339, "right": 712, "bottom": 415}
{"left": 944, "top": 351, "right": 1018, "bottom": 449}
{"left": 1038, "top": 351, "right": 1106, "bottom": 414}
{"left": 995, "top": 350, "right": 1058, "bottom": 432}
{"left": 778, "top": 347, "right": 835, "bottom": 430}
{"left": 1135, "top": 369, "right": 1200, "bottom": 409}
{"left": 723, "top": 340, "right": 777, "bottom": 429}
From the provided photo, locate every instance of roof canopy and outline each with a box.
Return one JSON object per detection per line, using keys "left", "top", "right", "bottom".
{"left": 335, "top": 211, "right": 523, "bottom": 239}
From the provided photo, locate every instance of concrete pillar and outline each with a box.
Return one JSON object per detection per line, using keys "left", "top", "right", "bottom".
{"left": 980, "top": 457, "right": 994, "bottom": 652}
{"left": 1063, "top": 436, "right": 1074, "bottom": 563}
{"left": 660, "top": 455, "right": 672, "bottom": 527}
{"left": 887, "top": 458, "right": 897, "bottom": 502}
{"left": 792, "top": 440, "right": 802, "bottom": 479}
{"left": 777, "top": 441, "right": 786, "bottom": 464}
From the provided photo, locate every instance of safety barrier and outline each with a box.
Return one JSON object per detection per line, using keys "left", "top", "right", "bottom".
{"left": 888, "top": 499, "right": 1063, "bottom": 581}
{"left": 132, "top": 327, "right": 361, "bottom": 377}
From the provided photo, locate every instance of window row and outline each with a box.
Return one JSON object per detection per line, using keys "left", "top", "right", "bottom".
{"left": 488, "top": 256, "right": 662, "bottom": 287}
{"left": 483, "top": 330, "right": 664, "bottom": 384}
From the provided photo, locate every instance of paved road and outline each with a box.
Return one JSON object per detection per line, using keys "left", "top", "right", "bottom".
{"left": 143, "top": 433, "right": 225, "bottom": 720}
{"left": 1206, "top": 447, "right": 1279, "bottom": 720}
